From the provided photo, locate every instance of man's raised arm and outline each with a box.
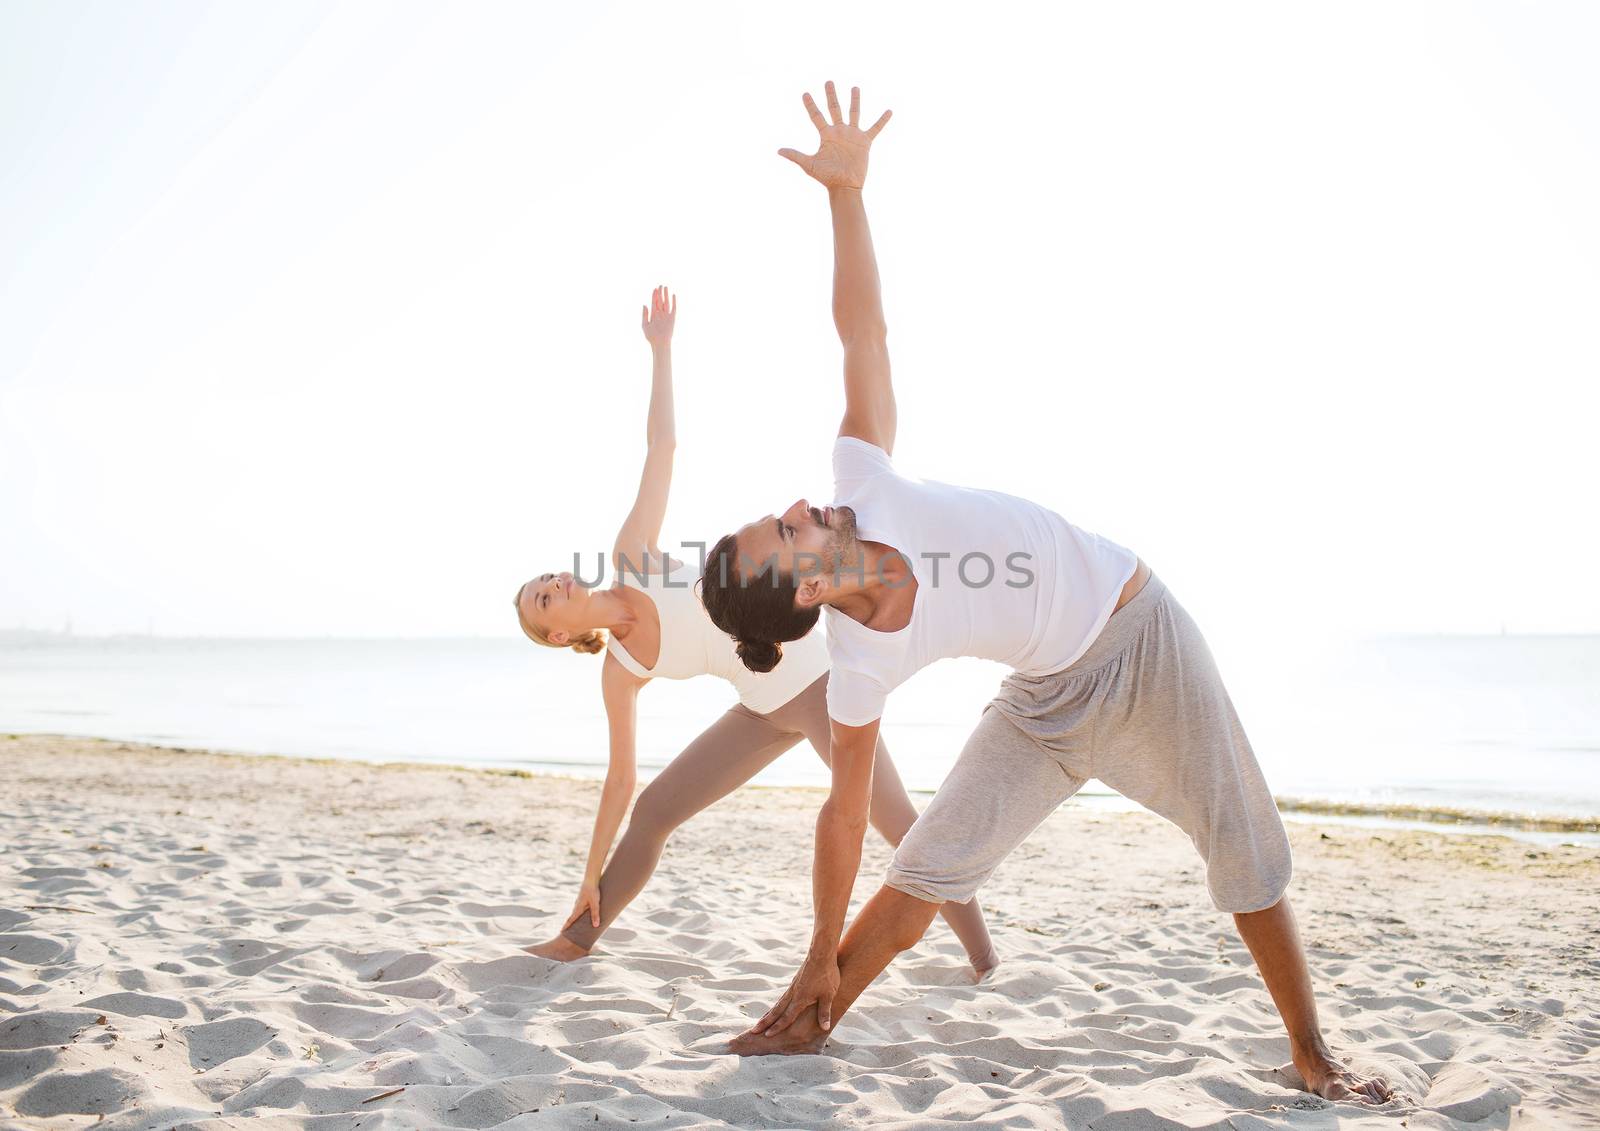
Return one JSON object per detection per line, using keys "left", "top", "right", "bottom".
{"left": 779, "top": 81, "right": 895, "bottom": 455}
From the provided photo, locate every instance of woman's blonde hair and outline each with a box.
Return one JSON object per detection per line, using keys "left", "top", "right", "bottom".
{"left": 513, "top": 582, "right": 606, "bottom": 655}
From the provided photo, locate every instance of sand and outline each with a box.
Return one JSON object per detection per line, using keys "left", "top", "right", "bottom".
{"left": 2, "top": 734, "right": 1597, "bottom": 1129}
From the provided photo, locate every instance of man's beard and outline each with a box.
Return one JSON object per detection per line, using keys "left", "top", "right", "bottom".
{"left": 819, "top": 505, "right": 862, "bottom": 579}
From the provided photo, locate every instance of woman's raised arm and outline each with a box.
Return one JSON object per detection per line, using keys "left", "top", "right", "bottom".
{"left": 612, "top": 286, "right": 678, "bottom": 574}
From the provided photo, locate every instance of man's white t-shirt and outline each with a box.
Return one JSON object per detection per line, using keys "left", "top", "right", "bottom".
{"left": 824, "top": 436, "right": 1138, "bottom": 727}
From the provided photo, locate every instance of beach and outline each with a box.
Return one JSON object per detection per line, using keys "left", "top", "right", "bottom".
{"left": 3, "top": 735, "right": 1597, "bottom": 1129}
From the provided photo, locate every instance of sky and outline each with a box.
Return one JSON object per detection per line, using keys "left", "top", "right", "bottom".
{"left": 2, "top": 0, "right": 1597, "bottom": 645}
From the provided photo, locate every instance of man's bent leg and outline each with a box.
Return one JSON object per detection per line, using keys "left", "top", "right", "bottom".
{"left": 730, "top": 706, "right": 1084, "bottom": 1056}
{"left": 882, "top": 707, "right": 1085, "bottom": 906}
{"left": 1234, "top": 897, "right": 1394, "bottom": 1103}
{"left": 866, "top": 750, "right": 998, "bottom": 975}
{"left": 729, "top": 885, "right": 940, "bottom": 1055}
{"left": 783, "top": 676, "right": 999, "bottom": 974}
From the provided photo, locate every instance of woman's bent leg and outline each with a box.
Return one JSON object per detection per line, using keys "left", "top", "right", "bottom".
{"left": 559, "top": 705, "right": 801, "bottom": 952}
{"left": 776, "top": 675, "right": 1000, "bottom": 975}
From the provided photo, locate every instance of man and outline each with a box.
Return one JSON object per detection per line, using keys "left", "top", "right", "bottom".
{"left": 699, "top": 81, "right": 1391, "bottom": 1104}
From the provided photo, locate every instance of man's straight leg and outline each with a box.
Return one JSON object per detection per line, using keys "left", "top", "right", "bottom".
{"left": 1235, "top": 898, "right": 1392, "bottom": 1102}
{"left": 1091, "top": 585, "right": 1392, "bottom": 1102}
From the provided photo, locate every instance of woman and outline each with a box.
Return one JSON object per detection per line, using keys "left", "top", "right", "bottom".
{"left": 514, "top": 285, "right": 997, "bottom": 975}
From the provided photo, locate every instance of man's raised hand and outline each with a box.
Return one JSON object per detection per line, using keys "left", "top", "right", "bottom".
{"left": 778, "top": 81, "right": 892, "bottom": 191}
{"left": 641, "top": 284, "right": 676, "bottom": 347}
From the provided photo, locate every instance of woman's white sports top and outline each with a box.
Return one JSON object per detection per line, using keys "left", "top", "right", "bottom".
{"left": 606, "top": 555, "right": 828, "bottom": 715}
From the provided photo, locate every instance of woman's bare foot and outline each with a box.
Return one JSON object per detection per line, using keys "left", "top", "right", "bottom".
{"left": 523, "top": 936, "right": 589, "bottom": 962}
{"left": 970, "top": 946, "right": 1001, "bottom": 983}
{"left": 726, "top": 1005, "right": 828, "bottom": 1057}
{"left": 1294, "top": 1045, "right": 1394, "bottom": 1104}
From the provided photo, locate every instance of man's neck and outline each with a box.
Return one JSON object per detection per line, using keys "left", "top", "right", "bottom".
{"left": 827, "top": 540, "right": 916, "bottom": 632}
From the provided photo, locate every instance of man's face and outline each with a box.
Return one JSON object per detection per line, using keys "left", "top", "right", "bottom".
{"left": 731, "top": 498, "right": 859, "bottom": 586}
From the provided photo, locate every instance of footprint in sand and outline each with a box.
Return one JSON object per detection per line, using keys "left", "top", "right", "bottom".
{"left": 0, "top": 934, "right": 69, "bottom": 965}
{"left": 1415, "top": 1061, "right": 1520, "bottom": 1121}
{"left": 0, "top": 1010, "right": 102, "bottom": 1050}
{"left": 14, "top": 1067, "right": 144, "bottom": 1118}
{"left": 183, "top": 1016, "right": 276, "bottom": 1070}
{"left": 352, "top": 950, "right": 443, "bottom": 983}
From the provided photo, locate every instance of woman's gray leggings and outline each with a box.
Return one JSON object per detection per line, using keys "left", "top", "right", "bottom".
{"left": 562, "top": 674, "right": 997, "bottom": 969}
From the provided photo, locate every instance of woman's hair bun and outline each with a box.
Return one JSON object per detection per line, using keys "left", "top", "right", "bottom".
{"left": 570, "top": 630, "right": 607, "bottom": 655}
{"left": 735, "top": 638, "right": 782, "bottom": 674}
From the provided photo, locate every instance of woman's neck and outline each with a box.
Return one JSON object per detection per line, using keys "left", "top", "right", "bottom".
{"left": 585, "top": 587, "right": 639, "bottom": 634}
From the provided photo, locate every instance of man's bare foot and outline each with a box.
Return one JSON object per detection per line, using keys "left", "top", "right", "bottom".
{"left": 726, "top": 1005, "right": 828, "bottom": 1057}
{"left": 522, "top": 936, "right": 589, "bottom": 962}
{"left": 1295, "top": 1046, "right": 1394, "bottom": 1104}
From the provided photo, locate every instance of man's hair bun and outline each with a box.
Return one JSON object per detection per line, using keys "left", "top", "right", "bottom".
{"left": 735, "top": 638, "right": 782, "bottom": 673}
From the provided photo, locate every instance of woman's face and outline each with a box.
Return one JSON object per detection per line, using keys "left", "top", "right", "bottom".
{"left": 516, "top": 571, "right": 594, "bottom": 644}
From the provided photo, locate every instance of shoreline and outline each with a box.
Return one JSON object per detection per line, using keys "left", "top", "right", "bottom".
{"left": 8, "top": 730, "right": 1599, "bottom": 840}
{"left": 1274, "top": 795, "right": 1600, "bottom": 835}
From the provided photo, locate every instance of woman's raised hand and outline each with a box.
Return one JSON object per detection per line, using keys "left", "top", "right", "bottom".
{"left": 641, "top": 285, "right": 676, "bottom": 347}
{"left": 778, "top": 81, "right": 892, "bottom": 191}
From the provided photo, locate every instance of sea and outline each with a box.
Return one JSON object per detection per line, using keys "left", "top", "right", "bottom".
{"left": 3, "top": 632, "right": 1597, "bottom": 840}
